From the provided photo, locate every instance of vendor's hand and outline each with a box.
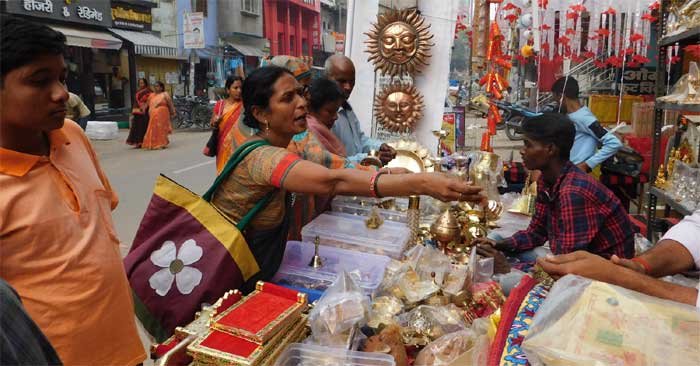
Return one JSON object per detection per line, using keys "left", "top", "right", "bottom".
{"left": 476, "top": 244, "right": 511, "bottom": 274}
{"left": 610, "top": 255, "right": 646, "bottom": 274}
{"left": 424, "top": 173, "right": 485, "bottom": 203}
{"left": 536, "top": 251, "right": 617, "bottom": 282}
{"left": 471, "top": 237, "right": 496, "bottom": 248}
{"left": 576, "top": 162, "right": 591, "bottom": 173}
{"left": 378, "top": 143, "right": 396, "bottom": 165}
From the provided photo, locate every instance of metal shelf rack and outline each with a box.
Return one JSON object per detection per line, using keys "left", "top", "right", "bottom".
{"left": 647, "top": 4, "right": 700, "bottom": 240}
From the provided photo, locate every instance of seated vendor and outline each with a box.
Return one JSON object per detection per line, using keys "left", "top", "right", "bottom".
{"left": 325, "top": 55, "right": 396, "bottom": 165}
{"left": 474, "top": 113, "right": 636, "bottom": 261}
{"left": 538, "top": 209, "right": 700, "bottom": 307}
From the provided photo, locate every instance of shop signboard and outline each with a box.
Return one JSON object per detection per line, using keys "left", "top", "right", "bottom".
{"left": 5, "top": 0, "right": 112, "bottom": 27}
{"left": 618, "top": 67, "right": 656, "bottom": 95}
{"left": 183, "top": 12, "right": 205, "bottom": 49}
{"left": 111, "top": 1, "right": 152, "bottom": 31}
{"left": 441, "top": 113, "right": 456, "bottom": 156}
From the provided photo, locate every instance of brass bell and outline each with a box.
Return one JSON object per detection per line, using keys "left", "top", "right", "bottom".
{"left": 308, "top": 236, "right": 323, "bottom": 268}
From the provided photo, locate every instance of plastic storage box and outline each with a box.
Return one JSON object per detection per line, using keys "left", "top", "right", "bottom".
{"left": 273, "top": 241, "right": 391, "bottom": 297}
{"left": 274, "top": 343, "right": 396, "bottom": 366}
{"left": 331, "top": 197, "right": 409, "bottom": 223}
{"left": 301, "top": 212, "right": 410, "bottom": 259}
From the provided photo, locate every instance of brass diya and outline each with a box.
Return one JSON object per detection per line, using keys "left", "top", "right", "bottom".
{"left": 430, "top": 209, "right": 460, "bottom": 249}
{"left": 431, "top": 130, "right": 450, "bottom": 158}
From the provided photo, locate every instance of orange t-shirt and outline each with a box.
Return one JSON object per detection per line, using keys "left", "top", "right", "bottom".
{"left": 0, "top": 121, "right": 146, "bottom": 365}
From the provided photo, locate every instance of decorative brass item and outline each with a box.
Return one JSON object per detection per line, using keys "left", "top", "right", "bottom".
{"left": 387, "top": 139, "right": 433, "bottom": 171}
{"left": 374, "top": 83, "right": 425, "bottom": 133}
{"left": 360, "top": 149, "right": 383, "bottom": 168}
{"left": 654, "top": 164, "right": 667, "bottom": 188}
{"left": 308, "top": 236, "right": 323, "bottom": 268}
{"left": 365, "top": 206, "right": 385, "bottom": 229}
{"left": 365, "top": 8, "right": 434, "bottom": 76}
{"left": 432, "top": 129, "right": 450, "bottom": 159}
{"left": 509, "top": 172, "right": 537, "bottom": 216}
{"left": 469, "top": 151, "right": 502, "bottom": 200}
{"left": 430, "top": 209, "right": 460, "bottom": 252}
{"left": 387, "top": 149, "right": 425, "bottom": 173}
{"left": 407, "top": 196, "right": 421, "bottom": 248}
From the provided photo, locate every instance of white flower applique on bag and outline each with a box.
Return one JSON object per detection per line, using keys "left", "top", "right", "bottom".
{"left": 149, "top": 239, "right": 203, "bottom": 296}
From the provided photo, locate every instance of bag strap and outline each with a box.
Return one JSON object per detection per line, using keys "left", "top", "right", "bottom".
{"left": 203, "top": 139, "right": 275, "bottom": 231}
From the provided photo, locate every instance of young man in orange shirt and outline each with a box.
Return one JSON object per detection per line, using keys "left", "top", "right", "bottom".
{"left": 0, "top": 15, "right": 145, "bottom": 365}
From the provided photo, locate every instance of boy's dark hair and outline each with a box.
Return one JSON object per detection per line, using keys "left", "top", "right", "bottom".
{"left": 0, "top": 15, "right": 66, "bottom": 85}
{"left": 308, "top": 77, "right": 345, "bottom": 113}
{"left": 242, "top": 66, "right": 294, "bottom": 129}
{"left": 521, "top": 113, "right": 575, "bottom": 160}
{"left": 551, "top": 76, "right": 579, "bottom": 99}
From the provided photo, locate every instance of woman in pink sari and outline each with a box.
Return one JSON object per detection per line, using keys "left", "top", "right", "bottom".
{"left": 208, "top": 76, "right": 243, "bottom": 173}
{"left": 142, "top": 81, "right": 175, "bottom": 150}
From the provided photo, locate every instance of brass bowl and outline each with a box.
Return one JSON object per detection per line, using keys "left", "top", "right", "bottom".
{"left": 387, "top": 150, "right": 425, "bottom": 173}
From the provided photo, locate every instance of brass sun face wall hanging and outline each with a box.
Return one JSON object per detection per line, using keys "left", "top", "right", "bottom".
{"left": 365, "top": 9, "right": 434, "bottom": 77}
{"left": 374, "top": 83, "right": 425, "bottom": 133}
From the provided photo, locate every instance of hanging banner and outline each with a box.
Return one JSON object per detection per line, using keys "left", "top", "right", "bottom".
{"left": 183, "top": 12, "right": 205, "bottom": 49}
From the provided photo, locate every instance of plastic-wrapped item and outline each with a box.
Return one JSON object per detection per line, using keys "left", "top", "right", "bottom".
{"left": 273, "top": 241, "right": 391, "bottom": 296}
{"left": 523, "top": 275, "right": 700, "bottom": 366}
{"left": 397, "top": 268, "right": 440, "bottom": 304}
{"left": 367, "top": 296, "right": 404, "bottom": 328}
{"left": 415, "top": 246, "right": 451, "bottom": 286}
{"left": 274, "top": 343, "right": 396, "bottom": 366}
{"left": 302, "top": 213, "right": 410, "bottom": 259}
{"left": 414, "top": 328, "right": 490, "bottom": 366}
{"left": 398, "top": 305, "right": 467, "bottom": 346}
{"left": 361, "top": 324, "right": 408, "bottom": 366}
{"left": 331, "top": 199, "right": 409, "bottom": 223}
{"left": 309, "top": 271, "right": 369, "bottom": 348}
{"left": 633, "top": 233, "right": 653, "bottom": 256}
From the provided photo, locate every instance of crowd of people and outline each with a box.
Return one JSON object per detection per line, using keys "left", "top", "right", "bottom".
{"left": 0, "top": 14, "right": 697, "bottom": 366}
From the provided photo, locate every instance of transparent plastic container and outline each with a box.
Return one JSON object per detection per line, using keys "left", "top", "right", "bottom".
{"left": 274, "top": 343, "right": 396, "bottom": 366}
{"left": 273, "top": 241, "right": 391, "bottom": 296}
{"left": 331, "top": 198, "right": 409, "bottom": 223}
{"left": 301, "top": 213, "right": 410, "bottom": 259}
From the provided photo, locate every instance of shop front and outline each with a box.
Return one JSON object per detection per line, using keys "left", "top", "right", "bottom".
{"left": 2, "top": 0, "right": 123, "bottom": 118}
{"left": 109, "top": 1, "right": 185, "bottom": 99}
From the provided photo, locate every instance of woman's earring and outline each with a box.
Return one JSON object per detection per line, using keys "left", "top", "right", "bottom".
{"left": 264, "top": 120, "right": 270, "bottom": 132}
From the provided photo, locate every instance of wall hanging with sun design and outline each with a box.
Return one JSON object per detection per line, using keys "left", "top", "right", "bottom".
{"left": 374, "top": 83, "right": 425, "bottom": 133}
{"left": 365, "top": 8, "right": 434, "bottom": 77}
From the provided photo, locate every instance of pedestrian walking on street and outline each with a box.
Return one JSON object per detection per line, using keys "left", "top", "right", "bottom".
{"left": 142, "top": 81, "right": 175, "bottom": 150}
{"left": 0, "top": 15, "right": 146, "bottom": 365}
{"left": 205, "top": 75, "right": 243, "bottom": 173}
{"left": 126, "top": 77, "right": 152, "bottom": 147}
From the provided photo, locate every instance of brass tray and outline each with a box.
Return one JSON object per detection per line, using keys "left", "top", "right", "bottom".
{"left": 387, "top": 149, "right": 425, "bottom": 173}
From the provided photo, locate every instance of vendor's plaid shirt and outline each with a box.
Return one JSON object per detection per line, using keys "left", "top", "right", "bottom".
{"left": 503, "top": 162, "right": 636, "bottom": 259}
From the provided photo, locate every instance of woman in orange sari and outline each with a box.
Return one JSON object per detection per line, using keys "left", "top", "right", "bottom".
{"left": 142, "top": 81, "right": 175, "bottom": 150}
{"left": 209, "top": 76, "right": 243, "bottom": 173}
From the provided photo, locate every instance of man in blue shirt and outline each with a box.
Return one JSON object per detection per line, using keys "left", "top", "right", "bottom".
{"left": 324, "top": 55, "right": 396, "bottom": 164}
{"left": 551, "top": 76, "right": 622, "bottom": 173}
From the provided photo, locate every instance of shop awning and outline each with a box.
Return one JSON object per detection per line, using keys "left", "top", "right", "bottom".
{"left": 227, "top": 41, "right": 265, "bottom": 57}
{"left": 109, "top": 28, "right": 180, "bottom": 58}
{"left": 50, "top": 25, "right": 122, "bottom": 50}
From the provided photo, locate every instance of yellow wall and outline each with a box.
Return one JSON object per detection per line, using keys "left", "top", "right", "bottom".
{"left": 135, "top": 56, "right": 181, "bottom": 95}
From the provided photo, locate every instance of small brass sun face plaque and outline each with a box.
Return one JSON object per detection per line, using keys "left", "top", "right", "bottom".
{"left": 365, "top": 9, "right": 434, "bottom": 76}
{"left": 374, "top": 83, "right": 424, "bottom": 133}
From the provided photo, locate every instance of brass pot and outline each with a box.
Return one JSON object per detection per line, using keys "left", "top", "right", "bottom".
{"left": 469, "top": 152, "right": 501, "bottom": 199}
{"left": 430, "top": 209, "right": 460, "bottom": 246}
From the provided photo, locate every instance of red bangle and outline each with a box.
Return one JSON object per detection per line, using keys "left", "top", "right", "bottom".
{"left": 369, "top": 171, "right": 380, "bottom": 198}
{"left": 630, "top": 257, "right": 651, "bottom": 274}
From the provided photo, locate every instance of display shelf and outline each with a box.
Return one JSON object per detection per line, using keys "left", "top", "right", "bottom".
{"left": 659, "top": 26, "right": 700, "bottom": 47}
{"left": 655, "top": 101, "right": 700, "bottom": 112}
{"left": 649, "top": 186, "right": 693, "bottom": 216}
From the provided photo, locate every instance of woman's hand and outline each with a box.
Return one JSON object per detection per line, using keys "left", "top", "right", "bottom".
{"left": 423, "top": 173, "right": 486, "bottom": 203}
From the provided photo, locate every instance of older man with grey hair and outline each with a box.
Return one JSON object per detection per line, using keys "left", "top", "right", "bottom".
{"left": 324, "top": 55, "right": 396, "bottom": 165}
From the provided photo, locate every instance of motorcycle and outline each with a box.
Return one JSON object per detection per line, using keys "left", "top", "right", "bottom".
{"left": 491, "top": 100, "right": 543, "bottom": 141}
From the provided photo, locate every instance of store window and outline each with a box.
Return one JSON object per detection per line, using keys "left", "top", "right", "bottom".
{"left": 241, "top": 0, "right": 261, "bottom": 15}
{"left": 193, "top": 0, "right": 208, "bottom": 17}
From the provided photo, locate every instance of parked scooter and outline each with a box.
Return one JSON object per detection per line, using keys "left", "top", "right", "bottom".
{"left": 491, "top": 100, "right": 544, "bottom": 141}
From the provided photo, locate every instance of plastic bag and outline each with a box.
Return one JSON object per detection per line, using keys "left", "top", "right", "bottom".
{"left": 308, "top": 271, "right": 369, "bottom": 347}
{"left": 398, "top": 305, "right": 467, "bottom": 346}
{"left": 414, "top": 327, "right": 490, "bottom": 366}
{"left": 523, "top": 275, "right": 700, "bottom": 366}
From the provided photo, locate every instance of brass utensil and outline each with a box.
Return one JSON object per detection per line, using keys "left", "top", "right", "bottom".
{"left": 308, "top": 236, "right": 323, "bottom": 268}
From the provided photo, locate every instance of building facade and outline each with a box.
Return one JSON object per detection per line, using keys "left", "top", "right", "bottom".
{"left": 263, "top": 0, "right": 321, "bottom": 61}
{"left": 218, "top": 0, "right": 267, "bottom": 76}
{"left": 319, "top": 0, "right": 346, "bottom": 62}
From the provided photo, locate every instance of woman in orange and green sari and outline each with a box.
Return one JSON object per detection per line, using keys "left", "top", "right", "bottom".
{"left": 208, "top": 76, "right": 243, "bottom": 173}
{"left": 142, "top": 81, "right": 175, "bottom": 150}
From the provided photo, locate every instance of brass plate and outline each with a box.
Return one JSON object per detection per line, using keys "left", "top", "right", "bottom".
{"left": 387, "top": 150, "right": 425, "bottom": 173}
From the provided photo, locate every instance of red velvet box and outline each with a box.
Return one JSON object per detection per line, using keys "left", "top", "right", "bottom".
{"left": 211, "top": 282, "right": 307, "bottom": 344}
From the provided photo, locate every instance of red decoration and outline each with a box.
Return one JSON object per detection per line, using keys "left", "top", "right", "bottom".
{"left": 593, "top": 59, "right": 607, "bottom": 69}
{"left": 630, "top": 33, "right": 644, "bottom": 43}
{"left": 569, "top": 4, "right": 587, "bottom": 13}
{"left": 603, "top": 7, "right": 617, "bottom": 15}
{"left": 505, "top": 13, "right": 519, "bottom": 23}
{"left": 684, "top": 45, "right": 700, "bottom": 59}
{"left": 481, "top": 132, "right": 493, "bottom": 151}
{"left": 558, "top": 35, "right": 571, "bottom": 45}
{"left": 582, "top": 50, "right": 595, "bottom": 59}
{"left": 566, "top": 12, "right": 579, "bottom": 20}
{"left": 502, "top": 3, "right": 519, "bottom": 11}
{"left": 648, "top": 1, "right": 659, "bottom": 12}
{"left": 538, "top": 0, "right": 549, "bottom": 9}
{"left": 607, "top": 56, "right": 623, "bottom": 68}
{"left": 565, "top": 28, "right": 576, "bottom": 36}
{"left": 595, "top": 29, "right": 611, "bottom": 37}
{"left": 541, "top": 24, "right": 551, "bottom": 31}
